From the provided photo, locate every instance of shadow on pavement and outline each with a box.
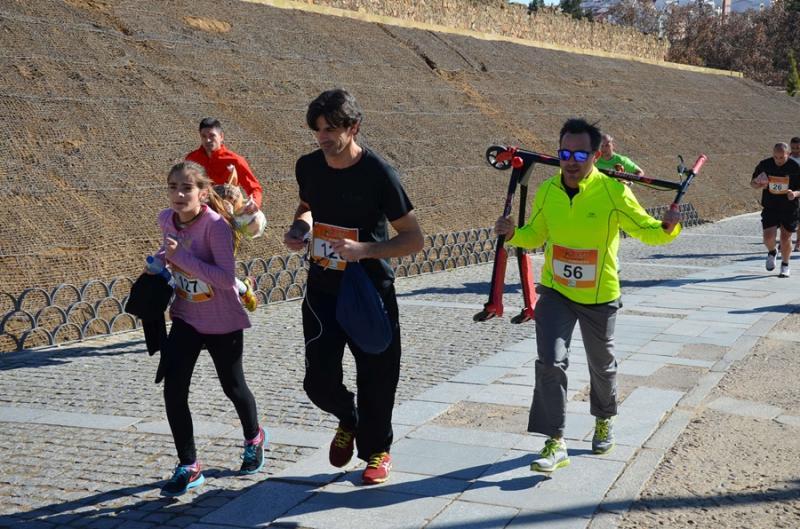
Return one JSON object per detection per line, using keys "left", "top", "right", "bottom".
{"left": 0, "top": 339, "right": 150, "bottom": 372}
{"left": 397, "top": 281, "right": 522, "bottom": 298}
{"left": 730, "top": 304, "right": 800, "bottom": 314}
{"left": 271, "top": 477, "right": 800, "bottom": 528}
{"left": 621, "top": 274, "right": 764, "bottom": 290}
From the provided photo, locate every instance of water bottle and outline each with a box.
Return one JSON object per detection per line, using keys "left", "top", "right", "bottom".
{"left": 146, "top": 256, "right": 172, "bottom": 282}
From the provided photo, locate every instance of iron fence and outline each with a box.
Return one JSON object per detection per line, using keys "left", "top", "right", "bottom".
{"left": 0, "top": 203, "right": 703, "bottom": 353}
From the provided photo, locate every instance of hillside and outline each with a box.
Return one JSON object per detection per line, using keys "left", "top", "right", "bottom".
{"left": 1, "top": 0, "right": 799, "bottom": 294}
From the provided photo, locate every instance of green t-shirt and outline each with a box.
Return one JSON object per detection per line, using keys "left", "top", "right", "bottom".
{"left": 596, "top": 153, "right": 641, "bottom": 173}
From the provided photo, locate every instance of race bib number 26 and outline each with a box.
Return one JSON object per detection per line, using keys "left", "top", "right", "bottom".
{"left": 768, "top": 175, "right": 790, "bottom": 195}
{"left": 311, "top": 223, "right": 359, "bottom": 271}
{"left": 552, "top": 245, "right": 598, "bottom": 289}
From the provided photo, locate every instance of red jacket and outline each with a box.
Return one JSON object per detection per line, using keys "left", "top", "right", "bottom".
{"left": 185, "top": 145, "right": 263, "bottom": 208}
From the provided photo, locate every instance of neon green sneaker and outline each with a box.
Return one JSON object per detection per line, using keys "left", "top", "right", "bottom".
{"left": 592, "top": 416, "right": 616, "bottom": 454}
{"left": 530, "top": 438, "right": 569, "bottom": 473}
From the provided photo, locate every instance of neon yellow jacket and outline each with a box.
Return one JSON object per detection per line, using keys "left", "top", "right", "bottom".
{"left": 508, "top": 167, "right": 681, "bottom": 304}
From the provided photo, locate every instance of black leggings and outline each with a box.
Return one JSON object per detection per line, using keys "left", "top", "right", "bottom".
{"left": 163, "top": 318, "right": 259, "bottom": 465}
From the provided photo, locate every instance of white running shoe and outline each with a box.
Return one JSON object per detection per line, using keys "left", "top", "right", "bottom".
{"left": 766, "top": 252, "right": 776, "bottom": 271}
{"left": 779, "top": 263, "right": 790, "bottom": 278}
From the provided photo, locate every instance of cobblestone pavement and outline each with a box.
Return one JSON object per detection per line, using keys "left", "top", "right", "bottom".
{"left": 0, "top": 212, "right": 783, "bottom": 528}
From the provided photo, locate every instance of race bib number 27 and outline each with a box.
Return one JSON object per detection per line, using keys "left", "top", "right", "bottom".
{"left": 552, "top": 245, "right": 598, "bottom": 289}
{"left": 311, "top": 223, "right": 359, "bottom": 271}
{"left": 172, "top": 266, "right": 214, "bottom": 302}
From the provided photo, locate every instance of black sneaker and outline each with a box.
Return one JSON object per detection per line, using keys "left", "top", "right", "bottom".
{"left": 240, "top": 426, "right": 267, "bottom": 474}
{"left": 161, "top": 462, "right": 204, "bottom": 496}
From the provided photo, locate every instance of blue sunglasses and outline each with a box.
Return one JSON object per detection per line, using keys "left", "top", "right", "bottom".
{"left": 557, "top": 149, "right": 591, "bottom": 163}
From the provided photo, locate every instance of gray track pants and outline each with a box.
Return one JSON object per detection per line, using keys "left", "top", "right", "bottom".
{"left": 528, "top": 286, "right": 620, "bottom": 438}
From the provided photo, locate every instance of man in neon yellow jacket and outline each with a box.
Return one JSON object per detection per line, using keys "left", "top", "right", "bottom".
{"left": 495, "top": 119, "right": 681, "bottom": 473}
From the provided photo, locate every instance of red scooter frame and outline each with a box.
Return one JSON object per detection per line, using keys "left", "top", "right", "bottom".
{"left": 474, "top": 145, "right": 707, "bottom": 324}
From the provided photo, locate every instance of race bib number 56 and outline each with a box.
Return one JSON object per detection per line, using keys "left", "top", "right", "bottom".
{"left": 552, "top": 245, "right": 598, "bottom": 289}
{"left": 311, "top": 222, "right": 359, "bottom": 271}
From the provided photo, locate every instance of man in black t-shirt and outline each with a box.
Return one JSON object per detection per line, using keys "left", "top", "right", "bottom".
{"left": 751, "top": 142, "right": 800, "bottom": 277}
{"left": 284, "top": 89, "right": 423, "bottom": 485}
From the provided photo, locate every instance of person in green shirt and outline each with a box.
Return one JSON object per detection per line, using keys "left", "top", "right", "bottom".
{"left": 596, "top": 133, "right": 644, "bottom": 176}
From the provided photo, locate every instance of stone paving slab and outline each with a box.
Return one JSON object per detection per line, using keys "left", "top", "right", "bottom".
{"left": 136, "top": 421, "right": 235, "bottom": 438}
{"left": 272, "top": 447, "right": 344, "bottom": 486}
{"left": 465, "top": 382, "right": 535, "bottom": 407}
{"left": 593, "top": 446, "right": 665, "bottom": 517}
{"left": 426, "top": 500, "right": 519, "bottom": 529}
{"left": 661, "top": 320, "right": 711, "bottom": 337}
{"left": 500, "top": 366, "right": 591, "bottom": 388}
{"left": 635, "top": 340, "right": 684, "bottom": 357}
{"left": 775, "top": 414, "right": 800, "bottom": 427}
{"left": 616, "top": 359, "right": 663, "bottom": 377}
{"left": 273, "top": 484, "right": 451, "bottom": 529}
{"left": 479, "top": 350, "right": 532, "bottom": 368}
{"left": 508, "top": 510, "right": 591, "bottom": 529}
{"left": 414, "top": 382, "right": 478, "bottom": 404}
{"left": 680, "top": 371, "right": 725, "bottom": 408}
{"left": 0, "top": 406, "right": 49, "bottom": 423}
{"left": 450, "top": 365, "right": 511, "bottom": 385}
{"left": 506, "top": 339, "right": 537, "bottom": 353}
{"left": 199, "top": 480, "right": 313, "bottom": 527}
{"left": 625, "top": 353, "right": 714, "bottom": 368}
{"left": 392, "top": 400, "right": 452, "bottom": 426}
{"left": 564, "top": 412, "right": 596, "bottom": 442}
{"left": 22, "top": 409, "right": 141, "bottom": 430}
{"left": 407, "top": 424, "right": 527, "bottom": 450}
{"left": 459, "top": 449, "right": 626, "bottom": 518}
{"left": 389, "top": 438, "right": 509, "bottom": 480}
{"left": 333, "top": 470, "right": 470, "bottom": 499}
{"left": 614, "top": 387, "right": 684, "bottom": 447}
{"left": 236, "top": 427, "right": 331, "bottom": 449}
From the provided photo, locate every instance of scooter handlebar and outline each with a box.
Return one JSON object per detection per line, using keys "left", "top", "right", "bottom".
{"left": 690, "top": 154, "right": 708, "bottom": 176}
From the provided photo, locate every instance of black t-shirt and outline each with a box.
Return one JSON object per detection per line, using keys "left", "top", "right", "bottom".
{"left": 296, "top": 148, "right": 414, "bottom": 294}
{"left": 752, "top": 157, "right": 800, "bottom": 210}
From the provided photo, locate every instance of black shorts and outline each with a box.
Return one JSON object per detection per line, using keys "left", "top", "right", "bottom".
{"left": 761, "top": 207, "right": 799, "bottom": 232}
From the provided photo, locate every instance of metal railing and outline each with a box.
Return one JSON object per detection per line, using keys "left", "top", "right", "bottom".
{"left": 0, "top": 204, "right": 703, "bottom": 353}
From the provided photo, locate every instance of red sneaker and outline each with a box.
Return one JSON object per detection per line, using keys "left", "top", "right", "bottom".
{"left": 362, "top": 452, "right": 392, "bottom": 485}
{"left": 329, "top": 426, "right": 355, "bottom": 467}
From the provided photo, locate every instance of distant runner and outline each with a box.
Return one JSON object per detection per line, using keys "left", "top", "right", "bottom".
{"left": 596, "top": 133, "right": 644, "bottom": 176}
{"left": 751, "top": 142, "right": 800, "bottom": 277}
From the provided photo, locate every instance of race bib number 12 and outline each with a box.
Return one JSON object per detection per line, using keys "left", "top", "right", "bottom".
{"left": 552, "top": 245, "right": 598, "bottom": 289}
{"left": 312, "top": 223, "right": 359, "bottom": 271}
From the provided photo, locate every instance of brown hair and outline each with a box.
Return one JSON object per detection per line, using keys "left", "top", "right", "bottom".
{"left": 167, "top": 161, "right": 242, "bottom": 251}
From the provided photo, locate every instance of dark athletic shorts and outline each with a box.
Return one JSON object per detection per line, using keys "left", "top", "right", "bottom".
{"left": 761, "top": 207, "right": 799, "bottom": 232}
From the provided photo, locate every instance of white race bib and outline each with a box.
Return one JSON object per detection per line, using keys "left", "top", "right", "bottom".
{"left": 311, "top": 222, "right": 359, "bottom": 271}
{"left": 768, "top": 175, "right": 790, "bottom": 195}
{"left": 551, "top": 245, "right": 598, "bottom": 289}
{"left": 172, "top": 266, "right": 214, "bottom": 302}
